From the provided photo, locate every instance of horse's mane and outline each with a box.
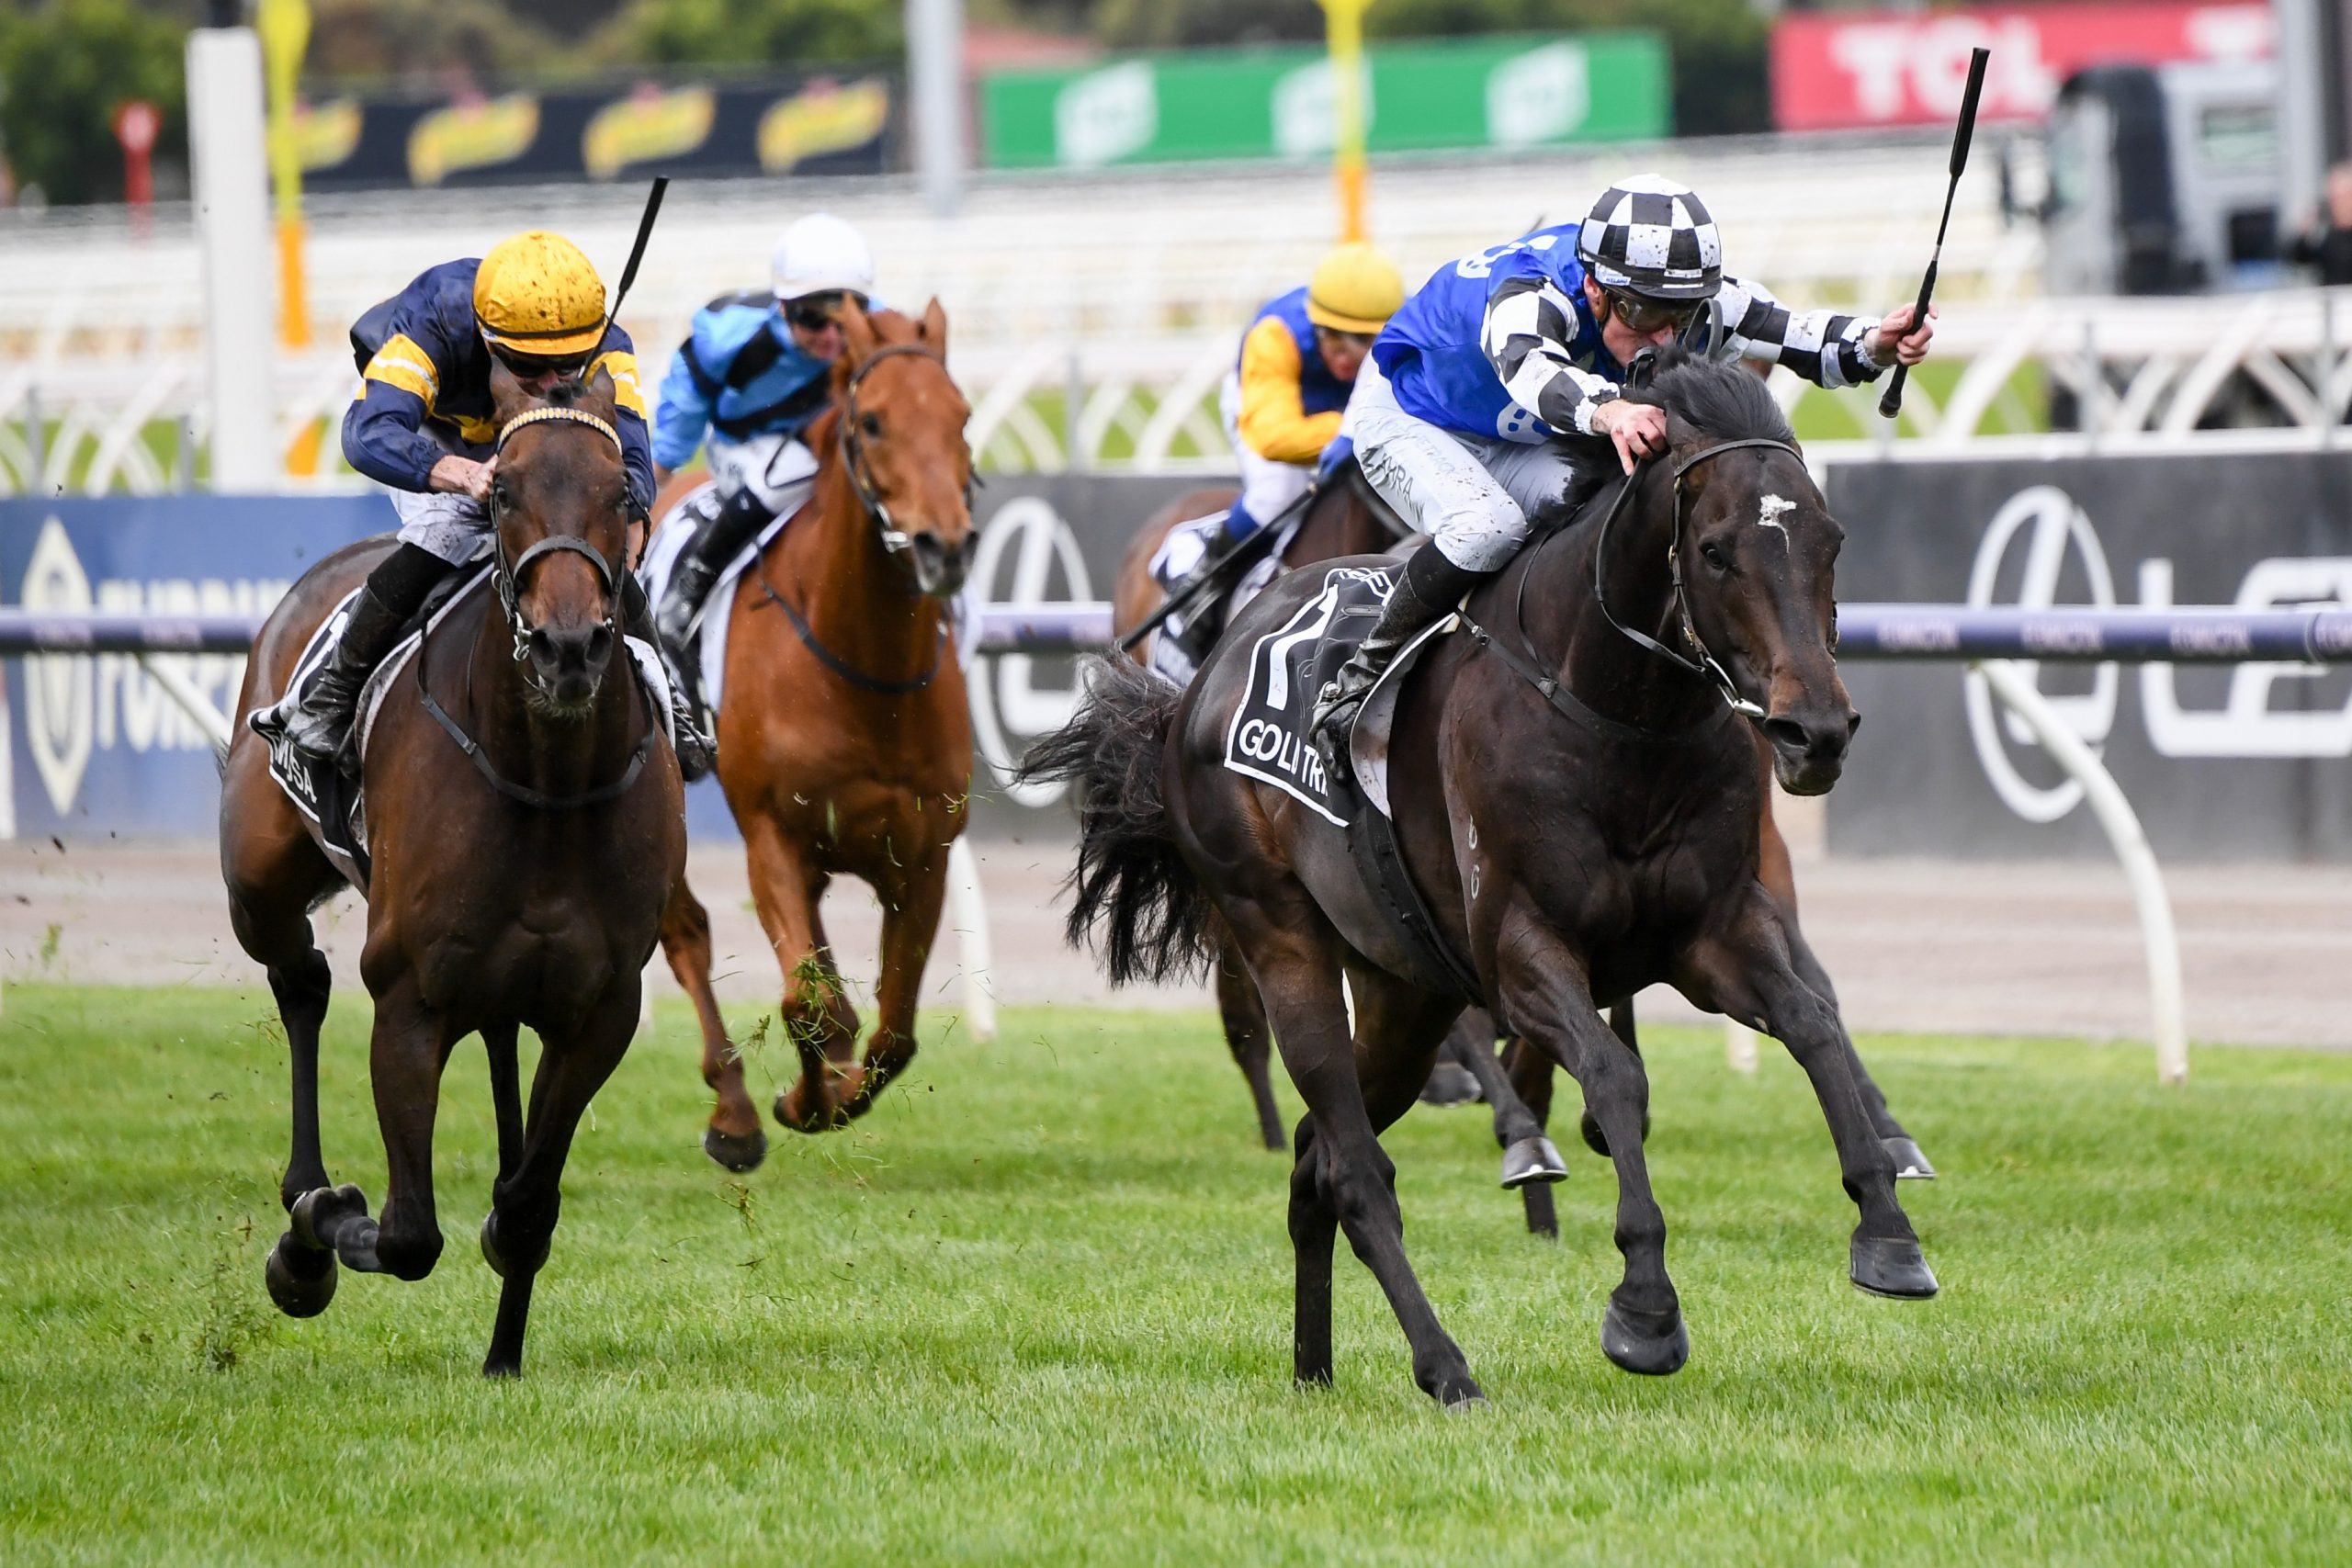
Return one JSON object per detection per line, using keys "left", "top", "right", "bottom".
{"left": 1641, "top": 345, "right": 1796, "bottom": 445}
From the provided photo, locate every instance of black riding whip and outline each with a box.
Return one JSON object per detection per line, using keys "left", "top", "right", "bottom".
{"left": 1878, "top": 48, "right": 1988, "bottom": 421}
{"left": 1114, "top": 479, "right": 1325, "bottom": 654}
{"left": 597, "top": 175, "right": 669, "bottom": 345}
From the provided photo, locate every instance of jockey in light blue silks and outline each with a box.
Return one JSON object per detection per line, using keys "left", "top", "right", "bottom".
{"left": 1312, "top": 173, "right": 1936, "bottom": 742}
{"left": 650, "top": 211, "right": 879, "bottom": 683}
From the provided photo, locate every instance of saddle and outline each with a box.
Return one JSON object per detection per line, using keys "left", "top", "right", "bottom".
{"left": 1221, "top": 561, "right": 1482, "bottom": 999}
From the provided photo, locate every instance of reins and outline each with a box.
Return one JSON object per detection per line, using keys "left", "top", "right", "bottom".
{"left": 1459, "top": 431, "right": 1803, "bottom": 738}
{"left": 411, "top": 402, "right": 657, "bottom": 811}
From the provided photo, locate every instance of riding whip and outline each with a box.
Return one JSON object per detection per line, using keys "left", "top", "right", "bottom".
{"left": 596, "top": 175, "right": 669, "bottom": 346}
{"left": 1878, "top": 48, "right": 1988, "bottom": 421}
{"left": 1114, "top": 480, "right": 1326, "bottom": 654}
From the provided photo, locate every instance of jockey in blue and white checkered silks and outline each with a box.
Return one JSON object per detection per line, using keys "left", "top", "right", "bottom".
{"left": 1312, "top": 173, "right": 1937, "bottom": 746}
{"left": 649, "top": 212, "right": 880, "bottom": 686}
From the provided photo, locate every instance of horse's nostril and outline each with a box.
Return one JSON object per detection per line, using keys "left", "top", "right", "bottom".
{"left": 1762, "top": 716, "right": 1809, "bottom": 753}
{"left": 586, "top": 624, "right": 614, "bottom": 665}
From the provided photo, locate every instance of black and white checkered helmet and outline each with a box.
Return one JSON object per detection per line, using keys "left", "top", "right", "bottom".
{"left": 1574, "top": 175, "right": 1723, "bottom": 302}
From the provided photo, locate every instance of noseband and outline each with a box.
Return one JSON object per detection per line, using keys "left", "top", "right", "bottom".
{"left": 487, "top": 406, "right": 625, "bottom": 671}
{"left": 1589, "top": 436, "right": 1805, "bottom": 721}
{"left": 836, "top": 341, "right": 971, "bottom": 558}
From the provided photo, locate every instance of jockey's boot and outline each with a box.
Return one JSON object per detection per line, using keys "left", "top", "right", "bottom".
{"left": 619, "top": 573, "right": 715, "bottom": 783}
{"left": 253, "top": 542, "right": 452, "bottom": 769}
{"left": 1310, "top": 540, "right": 1488, "bottom": 758}
{"left": 1160, "top": 502, "right": 1258, "bottom": 667}
{"left": 656, "top": 485, "right": 775, "bottom": 677}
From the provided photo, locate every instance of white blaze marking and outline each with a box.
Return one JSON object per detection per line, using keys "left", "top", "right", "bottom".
{"left": 1758, "top": 493, "right": 1795, "bottom": 542}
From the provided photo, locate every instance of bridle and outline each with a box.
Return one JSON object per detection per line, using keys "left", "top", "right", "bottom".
{"left": 835, "top": 341, "right": 971, "bottom": 558}
{"left": 486, "top": 405, "right": 627, "bottom": 672}
{"left": 1586, "top": 436, "right": 1804, "bottom": 722}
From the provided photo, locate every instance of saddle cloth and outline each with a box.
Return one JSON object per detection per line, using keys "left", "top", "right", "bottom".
{"left": 266, "top": 563, "right": 673, "bottom": 893}
{"left": 639, "top": 460, "right": 819, "bottom": 716}
{"left": 1144, "top": 509, "right": 1297, "bottom": 687}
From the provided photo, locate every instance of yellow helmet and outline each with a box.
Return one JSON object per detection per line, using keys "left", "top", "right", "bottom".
{"left": 472, "top": 231, "right": 608, "bottom": 361}
{"left": 1306, "top": 242, "right": 1405, "bottom": 335}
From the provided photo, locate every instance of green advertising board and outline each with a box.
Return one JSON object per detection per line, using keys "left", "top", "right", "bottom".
{"left": 981, "top": 32, "right": 1668, "bottom": 171}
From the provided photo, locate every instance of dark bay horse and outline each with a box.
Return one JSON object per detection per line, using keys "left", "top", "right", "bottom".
{"left": 221, "top": 366, "right": 686, "bottom": 1377}
{"left": 655, "top": 302, "right": 975, "bottom": 1167}
{"left": 1113, "top": 475, "right": 1408, "bottom": 1149}
{"left": 1027, "top": 351, "right": 1936, "bottom": 1404}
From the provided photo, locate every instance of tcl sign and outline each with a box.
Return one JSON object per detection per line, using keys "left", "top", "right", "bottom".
{"left": 1772, "top": 3, "right": 2274, "bottom": 130}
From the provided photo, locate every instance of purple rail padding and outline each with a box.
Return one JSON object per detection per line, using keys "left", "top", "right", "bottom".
{"left": 2, "top": 603, "right": 2348, "bottom": 662}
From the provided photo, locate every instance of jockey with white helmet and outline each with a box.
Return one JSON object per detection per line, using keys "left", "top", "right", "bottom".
{"left": 650, "top": 211, "right": 878, "bottom": 675}
{"left": 1314, "top": 173, "right": 1934, "bottom": 740}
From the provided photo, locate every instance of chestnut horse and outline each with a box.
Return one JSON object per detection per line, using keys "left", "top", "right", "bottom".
{"left": 1111, "top": 476, "right": 1407, "bottom": 1148}
{"left": 1029, "top": 353, "right": 1936, "bottom": 1404}
{"left": 221, "top": 366, "right": 686, "bottom": 1377}
{"left": 654, "top": 303, "right": 975, "bottom": 1168}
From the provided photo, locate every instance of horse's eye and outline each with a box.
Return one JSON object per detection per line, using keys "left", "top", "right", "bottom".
{"left": 1700, "top": 540, "right": 1730, "bottom": 570}
{"left": 861, "top": 412, "right": 883, "bottom": 439}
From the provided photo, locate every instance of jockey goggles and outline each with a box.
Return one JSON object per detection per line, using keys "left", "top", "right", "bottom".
{"left": 486, "top": 335, "right": 592, "bottom": 381}
{"left": 786, "top": 290, "right": 867, "bottom": 331}
{"left": 1601, "top": 287, "right": 1702, "bottom": 335}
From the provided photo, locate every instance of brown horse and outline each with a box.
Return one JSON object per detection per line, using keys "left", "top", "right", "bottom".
{"left": 1112, "top": 476, "right": 1408, "bottom": 1149}
{"left": 221, "top": 366, "right": 685, "bottom": 1377}
{"left": 654, "top": 302, "right": 975, "bottom": 1168}
{"left": 1028, "top": 352, "right": 1935, "bottom": 1404}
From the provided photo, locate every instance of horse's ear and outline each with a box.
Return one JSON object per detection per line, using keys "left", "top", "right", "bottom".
{"left": 841, "top": 297, "right": 878, "bottom": 367}
{"left": 1663, "top": 408, "right": 1704, "bottom": 452}
{"left": 917, "top": 296, "right": 948, "bottom": 358}
{"left": 584, "top": 363, "right": 618, "bottom": 418}
{"left": 488, "top": 354, "right": 530, "bottom": 423}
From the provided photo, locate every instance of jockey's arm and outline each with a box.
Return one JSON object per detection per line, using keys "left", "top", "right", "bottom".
{"left": 343, "top": 358, "right": 452, "bottom": 495}
{"left": 651, "top": 327, "right": 718, "bottom": 480}
{"left": 1237, "top": 317, "right": 1342, "bottom": 465}
{"left": 1479, "top": 274, "right": 1619, "bottom": 435}
{"left": 1716, "top": 276, "right": 1932, "bottom": 387}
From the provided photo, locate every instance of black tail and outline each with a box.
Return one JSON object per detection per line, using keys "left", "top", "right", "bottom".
{"left": 1016, "top": 656, "right": 1213, "bottom": 986}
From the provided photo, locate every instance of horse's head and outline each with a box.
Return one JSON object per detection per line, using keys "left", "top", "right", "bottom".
{"left": 1648, "top": 354, "right": 1857, "bottom": 794}
{"left": 829, "top": 299, "right": 975, "bottom": 597}
{"left": 487, "top": 357, "right": 633, "bottom": 714}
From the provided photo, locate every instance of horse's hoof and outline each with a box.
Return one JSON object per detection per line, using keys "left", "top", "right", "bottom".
{"left": 1419, "top": 1062, "right": 1484, "bottom": 1107}
{"left": 1578, "top": 1109, "right": 1652, "bottom": 1158}
{"left": 1432, "top": 1374, "right": 1487, "bottom": 1409}
{"left": 264, "top": 1232, "right": 336, "bottom": 1318}
{"left": 289, "top": 1183, "right": 368, "bottom": 1252}
{"left": 1601, "top": 1301, "right": 1690, "bottom": 1376}
{"left": 703, "top": 1124, "right": 769, "bottom": 1172}
{"left": 481, "top": 1353, "right": 523, "bottom": 1380}
{"left": 1850, "top": 1235, "right": 1939, "bottom": 1299}
{"left": 480, "top": 1213, "right": 548, "bottom": 1280}
{"left": 775, "top": 1085, "right": 846, "bottom": 1134}
{"left": 1884, "top": 1135, "right": 1937, "bottom": 1180}
{"left": 1499, "top": 1135, "right": 1569, "bottom": 1189}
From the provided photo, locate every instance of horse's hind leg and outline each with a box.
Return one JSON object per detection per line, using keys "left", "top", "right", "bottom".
{"left": 1238, "top": 902, "right": 1479, "bottom": 1405}
{"left": 1785, "top": 930, "right": 1933, "bottom": 1178}
{"left": 1434, "top": 1014, "right": 1566, "bottom": 1193}
{"left": 1498, "top": 924, "right": 1689, "bottom": 1377}
{"left": 481, "top": 991, "right": 637, "bottom": 1378}
{"left": 1212, "top": 925, "right": 1284, "bottom": 1151}
{"left": 661, "top": 877, "right": 766, "bottom": 1171}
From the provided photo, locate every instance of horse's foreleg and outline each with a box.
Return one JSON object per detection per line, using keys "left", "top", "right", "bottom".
{"left": 1680, "top": 892, "right": 1937, "bottom": 1301}
{"left": 484, "top": 1021, "right": 524, "bottom": 1185}
{"left": 660, "top": 877, "right": 765, "bottom": 1171}
{"left": 842, "top": 842, "right": 950, "bottom": 1121}
{"left": 1213, "top": 927, "right": 1285, "bottom": 1151}
{"left": 740, "top": 817, "right": 852, "bottom": 1133}
{"left": 481, "top": 989, "right": 638, "bottom": 1378}
{"left": 358, "top": 977, "right": 457, "bottom": 1282}
{"left": 1498, "top": 923, "right": 1688, "bottom": 1377}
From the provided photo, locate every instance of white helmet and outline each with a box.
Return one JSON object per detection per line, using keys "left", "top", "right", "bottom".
{"left": 770, "top": 213, "right": 875, "bottom": 302}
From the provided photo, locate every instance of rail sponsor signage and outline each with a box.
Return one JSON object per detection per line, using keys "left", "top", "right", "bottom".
{"left": 288, "top": 72, "right": 895, "bottom": 190}
{"left": 0, "top": 478, "right": 1207, "bottom": 841}
{"left": 981, "top": 32, "right": 1668, "bottom": 170}
{"left": 1822, "top": 453, "right": 2352, "bottom": 860}
{"left": 1770, "top": 3, "right": 2273, "bottom": 131}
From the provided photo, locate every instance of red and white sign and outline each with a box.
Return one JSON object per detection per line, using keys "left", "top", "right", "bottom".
{"left": 1771, "top": 3, "right": 2274, "bottom": 130}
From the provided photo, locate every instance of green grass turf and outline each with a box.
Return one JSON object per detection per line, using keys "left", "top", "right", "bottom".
{"left": 1, "top": 986, "right": 2346, "bottom": 1565}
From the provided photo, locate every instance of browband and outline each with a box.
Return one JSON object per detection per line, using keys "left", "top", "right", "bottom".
{"left": 495, "top": 406, "right": 621, "bottom": 455}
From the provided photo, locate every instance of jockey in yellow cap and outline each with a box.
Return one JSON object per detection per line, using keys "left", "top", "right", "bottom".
{"left": 1151, "top": 241, "right": 1407, "bottom": 676}
{"left": 250, "top": 230, "right": 712, "bottom": 777}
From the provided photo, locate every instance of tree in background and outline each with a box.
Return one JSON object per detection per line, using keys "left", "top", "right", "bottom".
{"left": 0, "top": 0, "right": 189, "bottom": 205}
{"left": 613, "top": 0, "right": 903, "bottom": 67}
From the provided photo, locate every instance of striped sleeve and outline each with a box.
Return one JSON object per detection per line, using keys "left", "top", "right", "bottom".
{"left": 1716, "top": 275, "right": 1883, "bottom": 389}
{"left": 360, "top": 332, "right": 441, "bottom": 410}
{"left": 1481, "top": 274, "right": 1618, "bottom": 435}
{"left": 1236, "top": 316, "right": 1341, "bottom": 464}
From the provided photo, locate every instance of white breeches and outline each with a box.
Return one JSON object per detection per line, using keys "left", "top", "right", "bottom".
{"left": 1349, "top": 356, "right": 1585, "bottom": 572}
{"left": 390, "top": 490, "right": 491, "bottom": 566}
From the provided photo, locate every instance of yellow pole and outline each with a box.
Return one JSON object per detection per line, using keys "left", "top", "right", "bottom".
{"left": 257, "top": 0, "right": 311, "bottom": 354}
{"left": 1317, "top": 0, "right": 1372, "bottom": 243}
